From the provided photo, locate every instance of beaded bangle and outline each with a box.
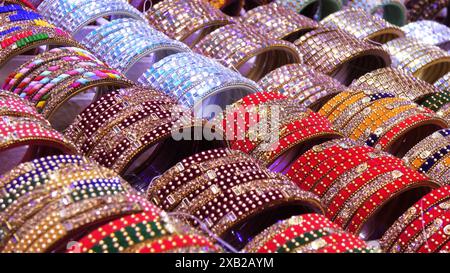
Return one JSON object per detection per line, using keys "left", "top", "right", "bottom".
{"left": 258, "top": 63, "right": 346, "bottom": 111}
{"left": 38, "top": 0, "right": 145, "bottom": 35}
{"left": 295, "top": 27, "right": 391, "bottom": 85}
{"left": 81, "top": 19, "right": 190, "bottom": 79}
{"left": 383, "top": 37, "right": 450, "bottom": 84}
{"left": 405, "top": 0, "right": 449, "bottom": 22}
{"left": 345, "top": 0, "right": 407, "bottom": 26}
{"left": 4, "top": 49, "right": 133, "bottom": 131}
{"left": 274, "top": 0, "right": 342, "bottom": 19}
{"left": 138, "top": 52, "right": 261, "bottom": 116}
{"left": 350, "top": 67, "right": 439, "bottom": 102}
{"left": 3, "top": 46, "right": 101, "bottom": 91}
{"left": 129, "top": 234, "right": 219, "bottom": 253}
{"left": 66, "top": 87, "right": 225, "bottom": 189}
{"left": 243, "top": 213, "right": 374, "bottom": 253}
{"left": 241, "top": 2, "right": 319, "bottom": 42}
{"left": 402, "top": 20, "right": 450, "bottom": 51}
{"left": 416, "top": 210, "right": 450, "bottom": 253}
{"left": 195, "top": 23, "right": 302, "bottom": 81}
{"left": 146, "top": 0, "right": 236, "bottom": 47}
{"left": 3, "top": 1, "right": 36, "bottom": 10}
{"left": 0, "top": 115, "right": 76, "bottom": 174}
{"left": 380, "top": 186, "right": 450, "bottom": 252}
{"left": 421, "top": 90, "right": 450, "bottom": 112}
{"left": 0, "top": 92, "right": 44, "bottom": 121}
{"left": 321, "top": 8, "right": 404, "bottom": 43}
{"left": 0, "top": 25, "right": 80, "bottom": 70}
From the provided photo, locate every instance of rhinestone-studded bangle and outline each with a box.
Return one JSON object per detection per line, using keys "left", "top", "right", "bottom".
{"left": 295, "top": 27, "right": 391, "bottom": 85}
{"left": 350, "top": 67, "right": 439, "bottom": 102}
{"left": 146, "top": 0, "right": 236, "bottom": 47}
{"left": 241, "top": 2, "right": 319, "bottom": 42}
{"left": 258, "top": 63, "right": 346, "bottom": 110}
{"left": 275, "top": 0, "right": 342, "bottom": 19}
{"left": 402, "top": 20, "right": 450, "bottom": 51}
{"left": 321, "top": 8, "right": 404, "bottom": 43}
{"left": 195, "top": 23, "right": 302, "bottom": 81}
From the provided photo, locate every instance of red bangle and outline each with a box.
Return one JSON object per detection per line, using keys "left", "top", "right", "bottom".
{"left": 286, "top": 138, "right": 360, "bottom": 191}
{"left": 377, "top": 112, "right": 447, "bottom": 150}
{"left": 315, "top": 233, "right": 369, "bottom": 253}
{"left": 135, "top": 234, "right": 219, "bottom": 253}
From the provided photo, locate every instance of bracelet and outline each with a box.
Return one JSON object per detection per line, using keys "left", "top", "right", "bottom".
{"left": 2, "top": 1, "right": 36, "bottom": 10}
{"left": 405, "top": 0, "right": 449, "bottom": 22}
{"left": 81, "top": 19, "right": 190, "bottom": 78}
{"left": 243, "top": 213, "right": 375, "bottom": 253}
{"left": 148, "top": 148, "right": 323, "bottom": 249}
{"left": 403, "top": 129, "right": 450, "bottom": 185}
{"left": 345, "top": 0, "right": 407, "bottom": 26}
{"left": 3, "top": 46, "right": 101, "bottom": 91}
{"left": 383, "top": 37, "right": 450, "bottom": 84}
{"left": 38, "top": 0, "right": 145, "bottom": 35}
{"left": 350, "top": 67, "right": 439, "bottom": 102}
{"left": 274, "top": 0, "right": 342, "bottom": 19}
{"left": 0, "top": 115, "right": 76, "bottom": 174}
{"left": 138, "top": 52, "right": 261, "bottom": 113}
{"left": 146, "top": 0, "right": 236, "bottom": 47}
{"left": 241, "top": 2, "right": 319, "bottom": 42}
{"left": 194, "top": 23, "right": 302, "bottom": 81}
{"left": 380, "top": 185, "right": 450, "bottom": 252}
{"left": 295, "top": 27, "right": 391, "bottom": 85}
{"left": 402, "top": 20, "right": 450, "bottom": 51}
{"left": 321, "top": 7, "right": 404, "bottom": 43}
{"left": 0, "top": 25, "right": 80, "bottom": 70}
{"left": 4, "top": 47, "right": 133, "bottom": 131}
{"left": 421, "top": 90, "right": 450, "bottom": 112}
{"left": 0, "top": 92, "right": 45, "bottom": 121}
{"left": 69, "top": 210, "right": 219, "bottom": 253}
{"left": 66, "top": 87, "right": 225, "bottom": 190}
{"left": 129, "top": 234, "right": 219, "bottom": 253}
{"left": 416, "top": 210, "right": 450, "bottom": 253}
{"left": 258, "top": 63, "right": 346, "bottom": 111}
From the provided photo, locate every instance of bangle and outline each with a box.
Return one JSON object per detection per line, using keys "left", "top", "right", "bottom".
{"left": 243, "top": 213, "right": 375, "bottom": 253}
{"left": 0, "top": 6, "right": 42, "bottom": 24}
{"left": 241, "top": 2, "right": 319, "bottom": 42}
{"left": 416, "top": 211, "right": 450, "bottom": 253}
{"left": 350, "top": 67, "right": 439, "bottom": 102}
{"left": 223, "top": 95, "right": 341, "bottom": 170}
{"left": 138, "top": 52, "right": 261, "bottom": 114}
{"left": 258, "top": 63, "right": 346, "bottom": 111}
{"left": 70, "top": 210, "right": 219, "bottom": 253}
{"left": 403, "top": 129, "right": 450, "bottom": 185}
{"left": 81, "top": 19, "right": 190, "bottom": 79}
{"left": 3, "top": 1, "right": 36, "bottom": 10}
{"left": 345, "top": 0, "right": 407, "bottom": 26}
{"left": 3, "top": 46, "right": 101, "bottom": 91}
{"left": 38, "top": 0, "right": 145, "bottom": 35}
{"left": 0, "top": 25, "right": 80, "bottom": 71}
{"left": 146, "top": 0, "right": 236, "bottom": 47}
{"left": 380, "top": 185, "right": 450, "bottom": 252}
{"left": 295, "top": 27, "right": 391, "bottom": 85}
{"left": 402, "top": 20, "right": 450, "bottom": 51}
{"left": 129, "top": 234, "right": 219, "bottom": 253}
{"left": 0, "top": 92, "right": 45, "bottom": 121}
{"left": 274, "top": 0, "right": 342, "bottom": 19}
{"left": 0, "top": 115, "right": 76, "bottom": 174}
{"left": 405, "top": 0, "right": 449, "bottom": 22}
{"left": 421, "top": 90, "right": 450, "bottom": 112}
{"left": 66, "top": 87, "right": 225, "bottom": 190}
{"left": 321, "top": 8, "right": 404, "bottom": 43}
{"left": 0, "top": 157, "right": 152, "bottom": 252}
{"left": 4, "top": 47, "right": 133, "bottom": 131}
{"left": 194, "top": 23, "right": 302, "bottom": 81}
{"left": 383, "top": 37, "right": 450, "bottom": 84}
